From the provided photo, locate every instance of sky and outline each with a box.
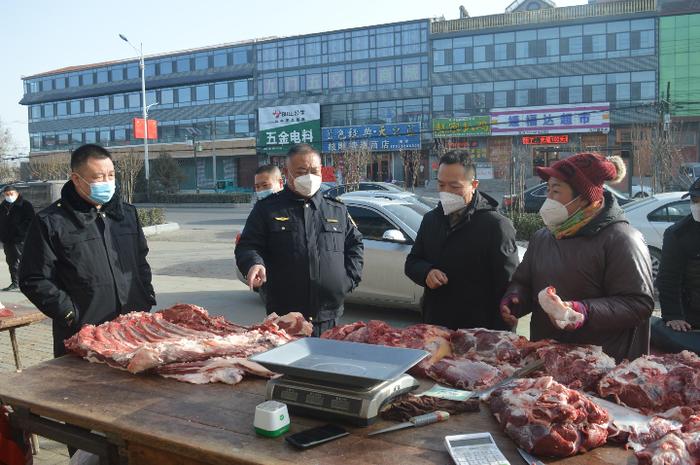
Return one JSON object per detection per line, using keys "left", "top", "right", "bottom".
{"left": 0, "top": 0, "right": 584, "bottom": 154}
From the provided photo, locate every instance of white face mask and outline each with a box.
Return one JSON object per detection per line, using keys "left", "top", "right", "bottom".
{"left": 439, "top": 192, "right": 467, "bottom": 215}
{"left": 539, "top": 196, "right": 580, "bottom": 228}
{"left": 691, "top": 202, "right": 700, "bottom": 222}
{"left": 293, "top": 173, "right": 322, "bottom": 198}
{"left": 4, "top": 195, "right": 17, "bottom": 204}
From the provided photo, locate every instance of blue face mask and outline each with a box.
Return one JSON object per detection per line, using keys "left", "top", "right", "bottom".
{"left": 256, "top": 188, "right": 275, "bottom": 201}
{"left": 76, "top": 175, "right": 116, "bottom": 205}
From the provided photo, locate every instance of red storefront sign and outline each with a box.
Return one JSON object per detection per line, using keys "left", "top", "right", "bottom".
{"left": 133, "top": 118, "right": 158, "bottom": 140}
{"left": 522, "top": 134, "right": 569, "bottom": 145}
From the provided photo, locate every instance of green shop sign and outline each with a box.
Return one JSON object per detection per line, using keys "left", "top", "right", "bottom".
{"left": 433, "top": 117, "right": 491, "bottom": 137}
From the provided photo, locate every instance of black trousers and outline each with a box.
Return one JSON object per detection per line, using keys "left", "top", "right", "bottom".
{"left": 312, "top": 318, "right": 337, "bottom": 337}
{"left": 3, "top": 241, "right": 23, "bottom": 285}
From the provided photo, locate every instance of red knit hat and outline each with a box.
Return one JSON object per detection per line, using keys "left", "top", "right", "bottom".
{"left": 536, "top": 152, "right": 626, "bottom": 203}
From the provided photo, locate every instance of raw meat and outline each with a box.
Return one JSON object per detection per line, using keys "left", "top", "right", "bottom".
{"left": 380, "top": 394, "right": 479, "bottom": 422}
{"left": 64, "top": 304, "right": 310, "bottom": 384}
{"left": 0, "top": 308, "right": 13, "bottom": 318}
{"left": 597, "top": 351, "right": 700, "bottom": 414}
{"left": 634, "top": 408, "right": 700, "bottom": 465}
{"left": 450, "top": 328, "right": 532, "bottom": 365}
{"left": 538, "top": 286, "right": 584, "bottom": 330}
{"left": 426, "top": 358, "right": 510, "bottom": 391}
{"left": 489, "top": 376, "right": 610, "bottom": 457}
{"left": 536, "top": 344, "right": 616, "bottom": 391}
{"left": 155, "top": 357, "right": 276, "bottom": 384}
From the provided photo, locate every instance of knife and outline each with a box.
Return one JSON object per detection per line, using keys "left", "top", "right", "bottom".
{"left": 367, "top": 411, "right": 449, "bottom": 436}
{"left": 517, "top": 447, "right": 546, "bottom": 465}
{"left": 469, "top": 358, "right": 545, "bottom": 400}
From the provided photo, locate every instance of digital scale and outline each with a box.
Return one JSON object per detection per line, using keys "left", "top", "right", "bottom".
{"left": 265, "top": 373, "right": 419, "bottom": 426}
{"left": 250, "top": 338, "right": 429, "bottom": 426}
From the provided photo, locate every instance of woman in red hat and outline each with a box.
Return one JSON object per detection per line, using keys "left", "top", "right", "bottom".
{"left": 500, "top": 152, "right": 654, "bottom": 362}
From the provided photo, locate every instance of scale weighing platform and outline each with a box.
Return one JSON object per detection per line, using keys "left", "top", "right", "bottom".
{"left": 250, "top": 338, "right": 429, "bottom": 426}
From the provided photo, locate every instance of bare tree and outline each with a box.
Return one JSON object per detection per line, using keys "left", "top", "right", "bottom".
{"left": 0, "top": 119, "right": 15, "bottom": 159}
{"left": 401, "top": 150, "right": 422, "bottom": 191}
{"left": 651, "top": 121, "right": 687, "bottom": 193}
{"left": 115, "top": 149, "right": 144, "bottom": 203}
{"left": 507, "top": 144, "right": 530, "bottom": 214}
{"left": 342, "top": 145, "right": 371, "bottom": 192}
{"left": 630, "top": 124, "right": 654, "bottom": 194}
{"left": 29, "top": 154, "right": 71, "bottom": 181}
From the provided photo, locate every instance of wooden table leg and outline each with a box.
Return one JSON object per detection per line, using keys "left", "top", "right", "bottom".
{"left": 8, "top": 328, "right": 22, "bottom": 372}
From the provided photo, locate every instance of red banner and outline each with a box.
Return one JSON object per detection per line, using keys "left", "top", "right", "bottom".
{"left": 522, "top": 134, "right": 569, "bottom": 145}
{"left": 321, "top": 166, "right": 336, "bottom": 182}
{"left": 133, "top": 118, "right": 158, "bottom": 140}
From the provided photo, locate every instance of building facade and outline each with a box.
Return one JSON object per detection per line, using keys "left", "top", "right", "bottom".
{"left": 19, "top": 0, "right": 700, "bottom": 191}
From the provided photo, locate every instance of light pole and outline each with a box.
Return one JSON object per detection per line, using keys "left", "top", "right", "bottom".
{"left": 119, "top": 33, "right": 151, "bottom": 197}
{"left": 186, "top": 127, "right": 202, "bottom": 194}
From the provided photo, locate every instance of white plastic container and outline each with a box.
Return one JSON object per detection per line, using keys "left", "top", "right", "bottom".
{"left": 254, "top": 400, "right": 290, "bottom": 437}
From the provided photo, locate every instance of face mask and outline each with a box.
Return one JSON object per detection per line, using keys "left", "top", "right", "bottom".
{"left": 293, "top": 174, "right": 322, "bottom": 198}
{"left": 691, "top": 202, "right": 700, "bottom": 222}
{"left": 76, "top": 175, "right": 116, "bottom": 205}
{"left": 439, "top": 192, "right": 467, "bottom": 215}
{"left": 256, "top": 189, "right": 275, "bottom": 201}
{"left": 539, "top": 196, "right": 580, "bottom": 228}
{"left": 4, "top": 195, "right": 17, "bottom": 204}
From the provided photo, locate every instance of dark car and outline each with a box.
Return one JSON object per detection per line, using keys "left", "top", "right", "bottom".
{"left": 324, "top": 182, "right": 404, "bottom": 198}
{"left": 502, "top": 182, "right": 632, "bottom": 213}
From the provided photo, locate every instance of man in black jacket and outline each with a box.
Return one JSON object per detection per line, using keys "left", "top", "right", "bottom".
{"left": 19, "top": 144, "right": 156, "bottom": 357}
{"left": 652, "top": 178, "right": 700, "bottom": 353}
{"left": 405, "top": 151, "right": 519, "bottom": 330}
{"left": 235, "top": 143, "right": 363, "bottom": 336}
{"left": 0, "top": 185, "right": 35, "bottom": 291}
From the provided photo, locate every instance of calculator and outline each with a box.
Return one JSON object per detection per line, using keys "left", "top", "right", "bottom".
{"left": 444, "top": 432, "right": 510, "bottom": 465}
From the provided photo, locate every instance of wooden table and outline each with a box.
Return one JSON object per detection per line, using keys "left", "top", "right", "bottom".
{"left": 0, "top": 356, "right": 636, "bottom": 465}
{"left": 0, "top": 304, "right": 47, "bottom": 372}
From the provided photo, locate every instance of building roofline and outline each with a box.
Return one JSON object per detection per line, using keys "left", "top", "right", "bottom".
{"left": 22, "top": 18, "right": 430, "bottom": 81}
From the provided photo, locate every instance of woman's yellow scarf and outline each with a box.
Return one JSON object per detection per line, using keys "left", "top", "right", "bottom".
{"left": 551, "top": 200, "right": 604, "bottom": 239}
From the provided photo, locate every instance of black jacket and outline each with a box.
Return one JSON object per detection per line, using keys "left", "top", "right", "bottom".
{"left": 235, "top": 186, "right": 364, "bottom": 321}
{"left": 657, "top": 215, "right": 700, "bottom": 327}
{"left": 0, "top": 195, "right": 35, "bottom": 244}
{"left": 405, "top": 191, "right": 519, "bottom": 330}
{"left": 19, "top": 181, "right": 155, "bottom": 356}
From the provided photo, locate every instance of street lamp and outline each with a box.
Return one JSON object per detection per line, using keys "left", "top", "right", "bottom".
{"left": 185, "top": 127, "right": 202, "bottom": 194}
{"left": 119, "top": 33, "right": 151, "bottom": 196}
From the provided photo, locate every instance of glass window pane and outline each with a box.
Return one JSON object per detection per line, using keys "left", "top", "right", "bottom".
{"left": 352, "top": 69, "right": 369, "bottom": 86}
{"left": 402, "top": 63, "right": 420, "bottom": 82}
{"left": 128, "top": 93, "right": 140, "bottom": 108}
{"left": 569, "top": 86, "right": 583, "bottom": 103}
{"left": 177, "top": 57, "right": 191, "bottom": 72}
{"left": 617, "top": 32, "right": 630, "bottom": 50}
{"left": 97, "top": 71, "right": 109, "bottom": 83}
{"left": 233, "top": 49, "right": 248, "bottom": 65}
{"left": 56, "top": 102, "right": 67, "bottom": 116}
{"left": 641, "top": 82, "right": 655, "bottom": 99}
{"left": 195, "top": 55, "right": 209, "bottom": 70}
{"left": 263, "top": 78, "right": 277, "bottom": 95}
{"left": 145, "top": 63, "right": 156, "bottom": 77}
{"left": 54, "top": 78, "right": 66, "bottom": 89}
{"left": 617, "top": 83, "right": 631, "bottom": 100}
{"left": 113, "top": 95, "right": 124, "bottom": 110}
{"left": 68, "top": 75, "right": 79, "bottom": 87}
{"left": 377, "top": 66, "right": 394, "bottom": 84}
{"left": 161, "top": 89, "right": 173, "bottom": 104}
{"left": 127, "top": 65, "right": 139, "bottom": 79}
{"left": 159, "top": 61, "right": 173, "bottom": 75}
{"left": 215, "top": 82, "right": 228, "bottom": 99}
{"left": 284, "top": 75, "right": 299, "bottom": 92}
{"left": 234, "top": 80, "right": 248, "bottom": 98}
{"left": 98, "top": 96, "right": 109, "bottom": 112}
{"left": 329, "top": 71, "right": 344, "bottom": 88}
{"left": 307, "top": 74, "right": 322, "bottom": 90}
{"left": 112, "top": 68, "right": 124, "bottom": 81}
{"left": 70, "top": 100, "right": 81, "bottom": 114}
{"left": 84, "top": 99, "right": 94, "bottom": 113}
{"left": 196, "top": 85, "right": 209, "bottom": 101}
{"left": 82, "top": 73, "right": 94, "bottom": 85}
{"left": 214, "top": 53, "right": 227, "bottom": 67}
{"left": 178, "top": 87, "right": 191, "bottom": 103}
{"left": 85, "top": 131, "right": 96, "bottom": 143}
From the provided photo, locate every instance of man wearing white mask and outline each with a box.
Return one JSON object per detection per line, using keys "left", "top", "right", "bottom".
{"left": 19, "top": 144, "right": 155, "bottom": 357}
{"left": 652, "top": 177, "right": 700, "bottom": 354}
{"left": 405, "top": 151, "right": 518, "bottom": 330}
{"left": 236, "top": 143, "right": 363, "bottom": 336}
{"left": 0, "top": 185, "right": 35, "bottom": 291}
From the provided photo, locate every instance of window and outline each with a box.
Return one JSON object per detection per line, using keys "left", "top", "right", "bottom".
{"left": 402, "top": 63, "right": 420, "bottom": 82}
{"left": 85, "top": 131, "right": 96, "bottom": 143}
{"left": 284, "top": 75, "right": 299, "bottom": 93}
{"left": 306, "top": 74, "right": 322, "bottom": 91}
{"left": 68, "top": 75, "right": 79, "bottom": 87}
{"left": 99, "top": 129, "right": 111, "bottom": 143}
{"left": 214, "top": 53, "right": 227, "bottom": 68}
{"left": 352, "top": 69, "right": 369, "bottom": 87}
{"left": 160, "top": 89, "right": 174, "bottom": 105}
{"left": 569, "top": 86, "right": 583, "bottom": 103}
{"left": 112, "top": 68, "right": 124, "bottom": 81}
{"left": 54, "top": 77, "right": 66, "bottom": 89}
{"left": 114, "top": 128, "right": 127, "bottom": 142}
{"left": 640, "top": 82, "right": 655, "bottom": 100}
{"left": 70, "top": 100, "right": 81, "bottom": 115}
{"left": 43, "top": 104, "right": 54, "bottom": 118}
{"left": 616, "top": 32, "right": 630, "bottom": 50}
{"left": 178, "top": 87, "right": 192, "bottom": 103}
{"left": 617, "top": 83, "right": 631, "bottom": 100}
{"left": 234, "top": 80, "right": 249, "bottom": 98}
{"left": 97, "top": 70, "right": 109, "bottom": 83}
{"left": 159, "top": 61, "right": 173, "bottom": 75}
{"left": 84, "top": 99, "right": 95, "bottom": 113}
{"left": 196, "top": 85, "right": 209, "bottom": 101}
{"left": 30, "top": 106, "right": 41, "bottom": 119}
{"left": 214, "top": 82, "right": 228, "bottom": 99}
{"left": 195, "top": 55, "right": 209, "bottom": 70}
{"left": 128, "top": 93, "right": 140, "bottom": 108}
{"left": 648, "top": 202, "right": 691, "bottom": 223}
{"left": 41, "top": 79, "right": 52, "bottom": 91}
{"left": 112, "top": 95, "right": 124, "bottom": 110}
{"left": 329, "top": 71, "right": 344, "bottom": 88}
{"left": 592, "top": 85, "right": 606, "bottom": 101}
{"left": 71, "top": 130, "right": 83, "bottom": 144}
{"left": 144, "top": 63, "right": 156, "bottom": 77}
{"left": 234, "top": 116, "right": 250, "bottom": 135}
{"left": 127, "top": 65, "right": 139, "bottom": 79}
{"left": 176, "top": 57, "right": 190, "bottom": 72}
{"left": 546, "top": 88, "right": 559, "bottom": 104}
{"left": 346, "top": 206, "right": 395, "bottom": 241}
{"left": 233, "top": 49, "right": 248, "bottom": 65}
{"left": 377, "top": 66, "right": 394, "bottom": 84}
{"left": 82, "top": 73, "right": 94, "bottom": 85}
{"left": 263, "top": 78, "right": 277, "bottom": 95}
{"left": 98, "top": 96, "right": 109, "bottom": 112}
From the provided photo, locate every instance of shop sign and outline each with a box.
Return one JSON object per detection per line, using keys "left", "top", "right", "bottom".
{"left": 490, "top": 103, "right": 610, "bottom": 136}
{"left": 321, "top": 123, "right": 421, "bottom": 153}
{"left": 522, "top": 134, "right": 570, "bottom": 145}
{"left": 433, "top": 116, "right": 491, "bottom": 137}
{"left": 258, "top": 103, "right": 321, "bottom": 154}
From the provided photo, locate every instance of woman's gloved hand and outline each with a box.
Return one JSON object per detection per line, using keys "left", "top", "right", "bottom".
{"left": 537, "top": 286, "right": 587, "bottom": 331}
{"left": 500, "top": 293, "right": 522, "bottom": 329}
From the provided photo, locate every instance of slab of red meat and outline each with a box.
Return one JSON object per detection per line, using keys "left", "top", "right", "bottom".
{"left": 450, "top": 328, "right": 532, "bottom": 365}
{"left": 597, "top": 351, "right": 700, "bottom": 414}
{"left": 634, "top": 411, "right": 700, "bottom": 465}
{"left": 321, "top": 321, "right": 367, "bottom": 341}
{"left": 155, "top": 357, "right": 276, "bottom": 384}
{"left": 535, "top": 343, "right": 616, "bottom": 391}
{"left": 157, "top": 303, "right": 246, "bottom": 335}
{"left": 0, "top": 308, "right": 14, "bottom": 318}
{"left": 489, "top": 376, "right": 610, "bottom": 457}
{"left": 426, "top": 358, "right": 510, "bottom": 391}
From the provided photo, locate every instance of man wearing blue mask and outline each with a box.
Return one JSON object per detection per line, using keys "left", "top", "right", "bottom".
{"left": 253, "top": 164, "right": 283, "bottom": 201}
{"left": 0, "top": 185, "right": 35, "bottom": 291}
{"left": 19, "top": 143, "right": 155, "bottom": 357}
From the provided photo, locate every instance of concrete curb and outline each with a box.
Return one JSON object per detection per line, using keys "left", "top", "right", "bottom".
{"left": 142, "top": 222, "right": 180, "bottom": 237}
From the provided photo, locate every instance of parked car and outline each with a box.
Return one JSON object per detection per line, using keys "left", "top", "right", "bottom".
{"left": 320, "top": 181, "right": 338, "bottom": 193}
{"left": 622, "top": 192, "right": 690, "bottom": 281}
{"left": 339, "top": 190, "right": 438, "bottom": 209}
{"left": 235, "top": 196, "right": 524, "bottom": 311}
{"left": 501, "top": 182, "right": 633, "bottom": 213}
{"left": 324, "top": 182, "right": 404, "bottom": 198}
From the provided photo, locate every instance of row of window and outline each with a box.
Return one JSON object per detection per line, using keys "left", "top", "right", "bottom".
{"left": 24, "top": 47, "right": 254, "bottom": 94}
{"left": 432, "top": 72, "right": 656, "bottom": 113}
{"left": 256, "top": 23, "right": 427, "bottom": 70}
{"left": 321, "top": 98, "right": 430, "bottom": 127}
{"left": 29, "top": 79, "right": 255, "bottom": 122}
{"left": 258, "top": 59, "right": 427, "bottom": 97}
{"left": 30, "top": 114, "right": 256, "bottom": 151}
{"left": 432, "top": 18, "right": 655, "bottom": 72}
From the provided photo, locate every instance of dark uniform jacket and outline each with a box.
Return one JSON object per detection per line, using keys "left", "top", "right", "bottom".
{"left": 657, "top": 215, "right": 700, "bottom": 328}
{"left": 235, "top": 186, "right": 363, "bottom": 322}
{"left": 506, "top": 193, "right": 654, "bottom": 363}
{"left": 0, "top": 195, "right": 35, "bottom": 244}
{"left": 405, "top": 191, "right": 519, "bottom": 330}
{"left": 19, "top": 181, "right": 155, "bottom": 356}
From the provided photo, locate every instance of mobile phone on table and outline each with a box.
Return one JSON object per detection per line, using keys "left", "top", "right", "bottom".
{"left": 285, "top": 424, "right": 349, "bottom": 449}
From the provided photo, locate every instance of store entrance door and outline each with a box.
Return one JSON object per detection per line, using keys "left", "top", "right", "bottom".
{"left": 532, "top": 148, "right": 561, "bottom": 176}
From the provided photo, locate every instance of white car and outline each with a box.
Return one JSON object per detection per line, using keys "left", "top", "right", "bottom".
{"left": 622, "top": 192, "right": 691, "bottom": 279}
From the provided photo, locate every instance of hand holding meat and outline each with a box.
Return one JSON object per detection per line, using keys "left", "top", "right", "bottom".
{"left": 499, "top": 294, "right": 520, "bottom": 328}
{"left": 247, "top": 265, "right": 267, "bottom": 290}
{"left": 538, "top": 286, "right": 585, "bottom": 330}
{"left": 425, "top": 269, "right": 448, "bottom": 289}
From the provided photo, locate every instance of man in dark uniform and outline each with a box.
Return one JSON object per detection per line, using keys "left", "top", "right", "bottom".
{"left": 652, "top": 178, "right": 700, "bottom": 353}
{"left": 0, "top": 185, "right": 35, "bottom": 291}
{"left": 19, "top": 144, "right": 156, "bottom": 357}
{"left": 236, "top": 143, "right": 363, "bottom": 336}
